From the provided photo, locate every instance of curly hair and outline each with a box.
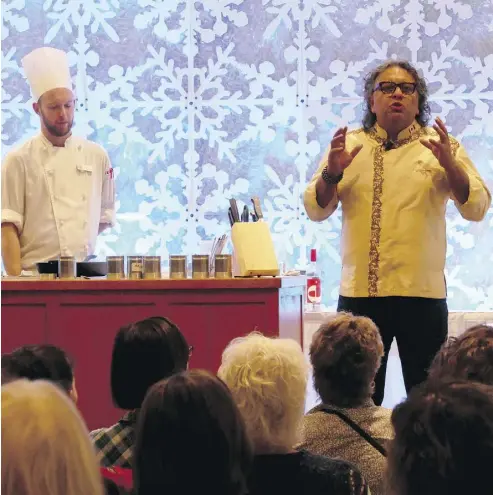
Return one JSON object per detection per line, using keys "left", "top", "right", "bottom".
{"left": 218, "top": 332, "right": 308, "bottom": 454}
{"left": 310, "top": 312, "right": 384, "bottom": 407}
{"left": 428, "top": 324, "right": 493, "bottom": 384}
{"left": 387, "top": 380, "right": 493, "bottom": 495}
{"left": 362, "top": 60, "right": 431, "bottom": 131}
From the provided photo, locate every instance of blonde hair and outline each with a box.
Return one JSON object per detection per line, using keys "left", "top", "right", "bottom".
{"left": 218, "top": 333, "right": 308, "bottom": 454}
{"left": 2, "top": 380, "right": 104, "bottom": 495}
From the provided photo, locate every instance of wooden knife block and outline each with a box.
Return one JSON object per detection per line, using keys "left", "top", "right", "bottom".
{"left": 231, "top": 222, "right": 280, "bottom": 277}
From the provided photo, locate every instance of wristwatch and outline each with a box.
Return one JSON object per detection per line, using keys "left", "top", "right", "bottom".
{"left": 321, "top": 167, "right": 343, "bottom": 184}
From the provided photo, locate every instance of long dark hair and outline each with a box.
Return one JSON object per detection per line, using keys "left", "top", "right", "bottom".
{"left": 134, "top": 370, "right": 252, "bottom": 495}
{"left": 362, "top": 60, "right": 431, "bottom": 131}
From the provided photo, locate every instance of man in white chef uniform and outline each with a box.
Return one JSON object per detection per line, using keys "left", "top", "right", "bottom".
{"left": 1, "top": 47, "right": 115, "bottom": 275}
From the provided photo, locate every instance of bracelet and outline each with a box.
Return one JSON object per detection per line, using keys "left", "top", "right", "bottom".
{"left": 321, "top": 167, "right": 343, "bottom": 184}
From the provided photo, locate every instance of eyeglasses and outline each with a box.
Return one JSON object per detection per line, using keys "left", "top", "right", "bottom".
{"left": 373, "top": 81, "right": 417, "bottom": 95}
{"left": 189, "top": 345, "right": 194, "bottom": 357}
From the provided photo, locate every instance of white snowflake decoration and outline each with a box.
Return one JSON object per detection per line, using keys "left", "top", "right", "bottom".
{"left": 2, "top": 0, "right": 29, "bottom": 41}
{"left": 1, "top": 0, "right": 492, "bottom": 309}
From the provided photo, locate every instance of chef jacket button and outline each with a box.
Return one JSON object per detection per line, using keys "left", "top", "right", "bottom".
{"left": 81, "top": 194, "right": 86, "bottom": 201}
{"left": 59, "top": 220, "right": 64, "bottom": 226}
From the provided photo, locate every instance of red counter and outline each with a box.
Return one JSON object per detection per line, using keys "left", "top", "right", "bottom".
{"left": 1, "top": 276, "right": 305, "bottom": 430}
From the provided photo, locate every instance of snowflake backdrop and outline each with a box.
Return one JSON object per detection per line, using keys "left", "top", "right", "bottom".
{"left": 2, "top": 0, "right": 492, "bottom": 310}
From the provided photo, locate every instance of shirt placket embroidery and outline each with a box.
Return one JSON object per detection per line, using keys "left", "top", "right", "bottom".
{"left": 367, "top": 124, "right": 426, "bottom": 297}
{"left": 368, "top": 146, "right": 384, "bottom": 297}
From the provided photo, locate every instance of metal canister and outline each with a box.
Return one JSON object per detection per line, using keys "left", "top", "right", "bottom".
{"left": 169, "top": 255, "right": 187, "bottom": 279}
{"left": 107, "top": 256, "right": 125, "bottom": 279}
{"left": 143, "top": 256, "right": 161, "bottom": 279}
{"left": 214, "top": 254, "right": 232, "bottom": 279}
{"left": 127, "top": 256, "right": 144, "bottom": 280}
{"left": 59, "top": 256, "right": 76, "bottom": 279}
{"left": 192, "top": 255, "right": 209, "bottom": 279}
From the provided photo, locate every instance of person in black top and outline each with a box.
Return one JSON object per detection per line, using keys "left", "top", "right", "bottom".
{"left": 134, "top": 369, "right": 252, "bottom": 495}
{"left": 219, "top": 332, "right": 369, "bottom": 495}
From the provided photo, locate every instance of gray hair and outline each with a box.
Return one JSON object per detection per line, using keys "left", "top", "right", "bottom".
{"left": 218, "top": 333, "right": 308, "bottom": 454}
{"left": 362, "top": 60, "right": 431, "bottom": 131}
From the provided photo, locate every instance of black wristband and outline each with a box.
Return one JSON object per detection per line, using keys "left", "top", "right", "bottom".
{"left": 321, "top": 167, "right": 343, "bottom": 184}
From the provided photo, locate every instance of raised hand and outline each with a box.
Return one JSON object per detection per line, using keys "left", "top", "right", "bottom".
{"left": 420, "top": 117, "right": 455, "bottom": 169}
{"left": 327, "top": 127, "right": 363, "bottom": 175}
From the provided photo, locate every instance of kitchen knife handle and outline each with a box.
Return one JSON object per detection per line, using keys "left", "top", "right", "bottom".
{"left": 229, "top": 199, "right": 240, "bottom": 222}
{"left": 241, "top": 205, "right": 249, "bottom": 222}
{"left": 251, "top": 196, "right": 263, "bottom": 220}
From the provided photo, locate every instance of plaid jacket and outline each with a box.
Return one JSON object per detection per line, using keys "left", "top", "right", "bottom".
{"left": 91, "top": 410, "right": 138, "bottom": 468}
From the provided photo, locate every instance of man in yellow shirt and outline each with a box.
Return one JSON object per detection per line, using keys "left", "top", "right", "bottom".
{"left": 304, "top": 60, "right": 491, "bottom": 404}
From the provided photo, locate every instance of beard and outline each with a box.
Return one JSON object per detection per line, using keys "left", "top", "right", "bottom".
{"left": 40, "top": 111, "right": 74, "bottom": 137}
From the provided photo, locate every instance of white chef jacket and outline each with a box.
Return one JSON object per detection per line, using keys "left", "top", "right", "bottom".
{"left": 304, "top": 122, "right": 491, "bottom": 299}
{"left": 1, "top": 133, "right": 116, "bottom": 271}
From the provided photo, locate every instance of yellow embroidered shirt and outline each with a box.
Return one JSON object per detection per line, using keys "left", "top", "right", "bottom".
{"left": 304, "top": 122, "right": 491, "bottom": 299}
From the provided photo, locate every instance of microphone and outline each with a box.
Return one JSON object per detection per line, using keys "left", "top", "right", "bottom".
{"left": 384, "top": 140, "right": 396, "bottom": 151}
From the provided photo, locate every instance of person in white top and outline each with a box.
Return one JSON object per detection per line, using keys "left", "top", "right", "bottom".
{"left": 1, "top": 47, "right": 115, "bottom": 275}
{"left": 304, "top": 60, "right": 491, "bottom": 405}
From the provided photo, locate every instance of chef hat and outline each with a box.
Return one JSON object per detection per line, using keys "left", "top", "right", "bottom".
{"left": 21, "top": 47, "right": 73, "bottom": 101}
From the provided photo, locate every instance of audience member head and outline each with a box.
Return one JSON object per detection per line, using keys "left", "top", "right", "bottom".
{"left": 2, "top": 379, "right": 104, "bottom": 495}
{"left": 218, "top": 332, "right": 308, "bottom": 454}
{"left": 310, "top": 312, "right": 383, "bottom": 407}
{"left": 111, "top": 316, "right": 190, "bottom": 410}
{"left": 387, "top": 379, "right": 493, "bottom": 495}
{"left": 1, "top": 344, "right": 77, "bottom": 402}
{"left": 134, "top": 370, "right": 252, "bottom": 495}
{"left": 428, "top": 324, "right": 493, "bottom": 384}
